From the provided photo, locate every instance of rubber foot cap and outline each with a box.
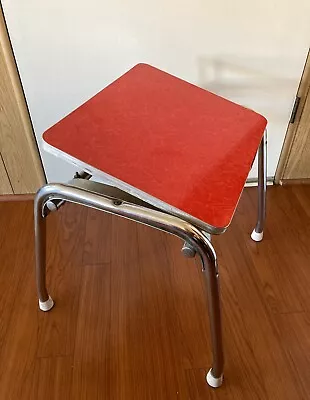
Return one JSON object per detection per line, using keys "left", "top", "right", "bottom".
{"left": 251, "top": 229, "right": 264, "bottom": 242}
{"left": 206, "top": 368, "right": 223, "bottom": 388}
{"left": 39, "top": 296, "right": 54, "bottom": 312}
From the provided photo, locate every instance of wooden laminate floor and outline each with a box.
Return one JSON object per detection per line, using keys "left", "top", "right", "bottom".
{"left": 0, "top": 185, "right": 310, "bottom": 399}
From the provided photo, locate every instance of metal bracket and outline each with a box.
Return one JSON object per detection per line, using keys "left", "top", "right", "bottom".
{"left": 43, "top": 171, "right": 92, "bottom": 215}
{"left": 43, "top": 171, "right": 162, "bottom": 218}
{"left": 43, "top": 172, "right": 215, "bottom": 259}
{"left": 68, "top": 178, "right": 161, "bottom": 211}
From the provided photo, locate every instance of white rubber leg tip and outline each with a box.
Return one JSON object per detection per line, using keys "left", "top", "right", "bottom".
{"left": 206, "top": 369, "right": 223, "bottom": 388}
{"left": 251, "top": 229, "right": 264, "bottom": 242}
{"left": 39, "top": 296, "right": 54, "bottom": 312}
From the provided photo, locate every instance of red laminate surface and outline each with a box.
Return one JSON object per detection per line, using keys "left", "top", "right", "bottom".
{"left": 43, "top": 63, "right": 267, "bottom": 231}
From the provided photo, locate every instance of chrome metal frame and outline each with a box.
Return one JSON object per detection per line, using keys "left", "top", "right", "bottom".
{"left": 34, "top": 132, "right": 267, "bottom": 388}
{"left": 34, "top": 180, "right": 223, "bottom": 383}
{"left": 253, "top": 130, "right": 267, "bottom": 237}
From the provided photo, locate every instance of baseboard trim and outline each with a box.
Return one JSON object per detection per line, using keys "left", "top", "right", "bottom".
{"left": 0, "top": 193, "right": 35, "bottom": 202}
{"left": 280, "top": 178, "right": 310, "bottom": 186}
{"left": 245, "top": 177, "right": 274, "bottom": 187}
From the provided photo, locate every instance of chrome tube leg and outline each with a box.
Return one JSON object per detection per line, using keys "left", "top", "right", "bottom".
{"left": 34, "top": 182, "right": 224, "bottom": 386}
{"left": 34, "top": 189, "right": 54, "bottom": 312}
{"left": 251, "top": 130, "right": 267, "bottom": 242}
{"left": 200, "top": 248, "right": 224, "bottom": 388}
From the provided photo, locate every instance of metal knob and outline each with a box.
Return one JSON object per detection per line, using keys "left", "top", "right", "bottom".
{"left": 181, "top": 242, "right": 196, "bottom": 258}
{"left": 45, "top": 200, "right": 58, "bottom": 212}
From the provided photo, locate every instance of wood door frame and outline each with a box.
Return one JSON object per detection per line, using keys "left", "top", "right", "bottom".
{"left": 275, "top": 49, "right": 310, "bottom": 184}
{"left": 0, "top": 4, "right": 46, "bottom": 194}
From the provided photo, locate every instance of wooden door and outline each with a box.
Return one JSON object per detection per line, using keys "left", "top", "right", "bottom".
{"left": 0, "top": 6, "right": 45, "bottom": 195}
{"left": 276, "top": 50, "right": 310, "bottom": 183}
{"left": 0, "top": 154, "right": 12, "bottom": 194}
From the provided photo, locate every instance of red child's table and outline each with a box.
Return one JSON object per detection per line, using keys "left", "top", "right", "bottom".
{"left": 35, "top": 63, "right": 267, "bottom": 389}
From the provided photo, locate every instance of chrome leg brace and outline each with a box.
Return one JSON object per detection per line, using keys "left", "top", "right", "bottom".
{"left": 34, "top": 175, "right": 224, "bottom": 387}
{"left": 251, "top": 130, "right": 267, "bottom": 242}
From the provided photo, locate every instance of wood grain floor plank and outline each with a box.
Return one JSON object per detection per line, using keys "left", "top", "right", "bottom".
{"left": 31, "top": 356, "right": 73, "bottom": 400}
{"left": 293, "top": 185, "right": 310, "bottom": 218}
{"left": 213, "top": 219, "right": 304, "bottom": 399}
{"left": 137, "top": 224, "right": 190, "bottom": 399}
{"left": 0, "top": 185, "right": 310, "bottom": 399}
{"left": 73, "top": 216, "right": 146, "bottom": 399}
{"left": 0, "top": 201, "right": 37, "bottom": 400}
{"left": 259, "top": 187, "right": 310, "bottom": 314}
{"left": 108, "top": 217, "right": 147, "bottom": 399}
{"left": 82, "top": 208, "right": 112, "bottom": 264}
{"left": 71, "top": 262, "right": 111, "bottom": 400}
{"left": 273, "top": 311, "right": 310, "bottom": 396}
{"left": 0, "top": 245, "right": 37, "bottom": 400}
{"left": 164, "top": 233, "right": 212, "bottom": 370}
{"left": 0, "top": 201, "right": 33, "bottom": 351}
{"left": 233, "top": 188, "right": 305, "bottom": 314}
{"left": 37, "top": 203, "right": 87, "bottom": 357}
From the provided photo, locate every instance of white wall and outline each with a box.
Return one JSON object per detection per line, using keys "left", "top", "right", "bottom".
{"left": 2, "top": 0, "right": 310, "bottom": 182}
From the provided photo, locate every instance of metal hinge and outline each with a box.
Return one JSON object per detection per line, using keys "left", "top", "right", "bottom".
{"left": 290, "top": 95, "right": 301, "bottom": 124}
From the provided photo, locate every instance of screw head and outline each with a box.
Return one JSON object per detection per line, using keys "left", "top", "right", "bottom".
{"left": 181, "top": 243, "right": 196, "bottom": 258}
{"left": 46, "top": 200, "right": 58, "bottom": 212}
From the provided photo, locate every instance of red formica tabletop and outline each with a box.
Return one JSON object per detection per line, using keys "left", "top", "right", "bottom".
{"left": 43, "top": 63, "right": 267, "bottom": 234}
